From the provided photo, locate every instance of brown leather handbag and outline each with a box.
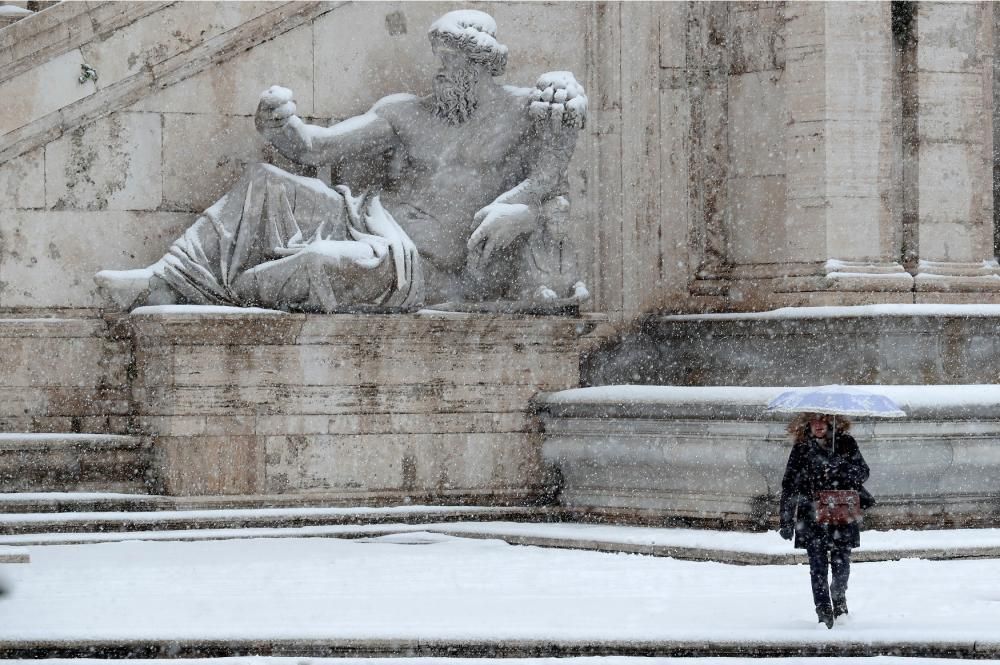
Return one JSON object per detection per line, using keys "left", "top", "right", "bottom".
{"left": 815, "top": 490, "right": 862, "bottom": 525}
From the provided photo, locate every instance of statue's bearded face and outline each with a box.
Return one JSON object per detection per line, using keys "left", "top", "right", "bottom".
{"left": 432, "top": 47, "right": 481, "bottom": 125}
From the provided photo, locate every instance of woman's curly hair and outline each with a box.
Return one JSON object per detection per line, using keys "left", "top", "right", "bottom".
{"left": 787, "top": 412, "right": 851, "bottom": 444}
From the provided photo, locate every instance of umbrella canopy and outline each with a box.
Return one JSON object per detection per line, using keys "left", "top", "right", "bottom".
{"left": 766, "top": 385, "right": 906, "bottom": 418}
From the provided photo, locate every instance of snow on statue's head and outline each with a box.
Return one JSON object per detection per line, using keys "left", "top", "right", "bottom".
{"left": 428, "top": 10, "right": 508, "bottom": 124}
{"left": 428, "top": 10, "right": 508, "bottom": 76}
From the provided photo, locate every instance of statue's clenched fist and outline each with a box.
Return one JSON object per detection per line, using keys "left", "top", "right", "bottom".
{"left": 529, "top": 71, "right": 587, "bottom": 130}
{"left": 256, "top": 85, "right": 297, "bottom": 129}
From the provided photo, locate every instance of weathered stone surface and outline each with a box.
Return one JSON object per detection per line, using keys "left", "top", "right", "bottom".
{"left": 140, "top": 345, "right": 575, "bottom": 388}
{"left": 0, "top": 48, "right": 97, "bottom": 136}
{"left": 130, "top": 25, "right": 314, "bottom": 117}
{"left": 726, "top": 175, "right": 787, "bottom": 265}
{"left": 131, "top": 310, "right": 596, "bottom": 497}
{"left": 914, "top": 2, "right": 995, "bottom": 276}
{"left": 312, "top": 2, "right": 438, "bottom": 119}
{"left": 728, "top": 2, "right": 785, "bottom": 74}
{"left": 918, "top": 142, "right": 991, "bottom": 255}
{"left": 78, "top": 2, "right": 277, "bottom": 94}
{"left": 0, "top": 146, "right": 45, "bottom": 209}
{"left": 154, "top": 435, "right": 262, "bottom": 496}
{"left": 916, "top": 2, "right": 990, "bottom": 73}
{"left": 160, "top": 113, "right": 265, "bottom": 212}
{"left": 264, "top": 432, "right": 538, "bottom": 495}
{"left": 728, "top": 71, "right": 784, "bottom": 178}
{"left": 0, "top": 2, "right": 169, "bottom": 85}
{"left": 0, "top": 210, "right": 191, "bottom": 307}
{"left": 540, "top": 393, "right": 1000, "bottom": 529}
{"left": 584, "top": 311, "right": 1000, "bottom": 387}
{"left": 785, "top": 2, "right": 896, "bottom": 259}
{"left": 0, "top": 318, "right": 131, "bottom": 432}
{"left": 0, "top": 433, "right": 150, "bottom": 493}
{"left": 918, "top": 71, "right": 991, "bottom": 144}
{"left": 45, "top": 112, "right": 162, "bottom": 211}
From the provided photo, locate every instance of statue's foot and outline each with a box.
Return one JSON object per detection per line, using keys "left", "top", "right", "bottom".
{"left": 530, "top": 281, "right": 590, "bottom": 303}
{"left": 533, "top": 285, "right": 559, "bottom": 301}
{"left": 94, "top": 268, "right": 155, "bottom": 310}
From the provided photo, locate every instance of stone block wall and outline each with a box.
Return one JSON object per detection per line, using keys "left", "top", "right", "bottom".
{"left": 131, "top": 309, "right": 598, "bottom": 499}
{"left": 583, "top": 309, "right": 1000, "bottom": 387}
{"left": 0, "top": 317, "right": 131, "bottom": 434}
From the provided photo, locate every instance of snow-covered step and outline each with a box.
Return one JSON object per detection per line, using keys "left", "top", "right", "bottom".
{"left": 0, "top": 491, "right": 171, "bottom": 514}
{"left": 0, "top": 434, "right": 151, "bottom": 494}
{"left": 0, "top": 505, "right": 539, "bottom": 537}
{"left": 0, "top": 547, "right": 28, "bottom": 563}
{"left": 0, "top": 638, "right": 996, "bottom": 659}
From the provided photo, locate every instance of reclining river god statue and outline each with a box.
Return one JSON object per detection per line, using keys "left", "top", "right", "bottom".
{"left": 95, "top": 10, "right": 589, "bottom": 312}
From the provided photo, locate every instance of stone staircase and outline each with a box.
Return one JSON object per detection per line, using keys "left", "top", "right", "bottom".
{"left": 0, "top": 433, "right": 152, "bottom": 494}
{"left": 0, "top": 500, "right": 539, "bottom": 542}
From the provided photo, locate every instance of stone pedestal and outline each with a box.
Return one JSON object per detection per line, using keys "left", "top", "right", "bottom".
{"left": 130, "top": 308, "right": 600, "bottom": 500}
{"left": 0, "top": 317, "right": 130, "bottom": 433}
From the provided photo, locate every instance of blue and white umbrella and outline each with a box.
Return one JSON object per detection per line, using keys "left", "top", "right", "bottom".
{"left": 766, "top": 385, "right": 906, "bottom": 418}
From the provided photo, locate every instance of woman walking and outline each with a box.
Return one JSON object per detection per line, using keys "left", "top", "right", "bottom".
{"left": 779, "top": 412, "right": 872, "bottom": 628}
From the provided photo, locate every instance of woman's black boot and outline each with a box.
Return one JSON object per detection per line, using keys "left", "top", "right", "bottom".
{"left": 832, "top": 596, "right": 848, "bottom": 618}
{"left": 816, "top": 604, "right": 834, "bottom": 629}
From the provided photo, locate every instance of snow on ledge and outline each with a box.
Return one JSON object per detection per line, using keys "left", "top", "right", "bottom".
{"left": 0, "top": 5, "right": 33, "bottom": 16}
{"left": 662, "top": 303, "right": 1000, "bottom": 321}
{"left": 131, "top": 305, "right": 287, "bottom": 316}
{"left": 542, "top": 384, "right": 1000, "bottom": 409}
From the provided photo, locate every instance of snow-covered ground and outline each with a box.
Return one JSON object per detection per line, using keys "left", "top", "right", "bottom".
{"left": 4, "top": 661, "right": 1000, "bottom": 665}
{"left": 0, "top": 533, "right": 997, "bottom": 643}
{"left": 5, "top": 661, "right": 1000, "bottom": 665}
{"left": 4, "top": 520, "right": 999, "bottom": 559}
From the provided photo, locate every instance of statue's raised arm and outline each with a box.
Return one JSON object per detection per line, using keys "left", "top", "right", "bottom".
{"left": 255, "top": 85, "right": 399, "bottom": 169}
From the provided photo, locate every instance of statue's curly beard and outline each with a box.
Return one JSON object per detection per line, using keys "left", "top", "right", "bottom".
{"left": 433, "top": 67, "right": 480, "bottom": 125}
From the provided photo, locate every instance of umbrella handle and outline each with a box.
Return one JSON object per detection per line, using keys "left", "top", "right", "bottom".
{"left": 832, "top": 414, "right": 836, "bottom": 453}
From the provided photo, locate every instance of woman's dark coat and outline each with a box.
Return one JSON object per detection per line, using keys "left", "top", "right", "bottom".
{"left": 779, "top": 432, "right": 871, "bottom": 550}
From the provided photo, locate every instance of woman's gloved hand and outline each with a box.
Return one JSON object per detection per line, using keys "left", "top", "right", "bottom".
{"left": 779, "top": 525, "right": 794, "bottom": 541}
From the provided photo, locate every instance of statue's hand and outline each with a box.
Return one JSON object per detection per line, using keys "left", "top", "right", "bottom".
{"left": 529, "top": 71, "right": 587, "bottom": 131}
{"left": 255, "top": 85, "right": 297, "bottom": 130}
{"left": 466, "top": 202, "right": 538, "bottom": 273}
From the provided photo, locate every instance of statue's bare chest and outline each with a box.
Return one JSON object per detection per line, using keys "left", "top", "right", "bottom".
{"left": 390, "top": 103, "right": 530, "bottom": 174}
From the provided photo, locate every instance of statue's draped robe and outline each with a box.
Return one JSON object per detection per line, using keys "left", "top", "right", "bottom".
{"left": 155, "top": 164, "right": 423, "bottom": 311}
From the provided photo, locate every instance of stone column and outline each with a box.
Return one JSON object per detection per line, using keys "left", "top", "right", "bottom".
{"left": 912, "top": 2, "right": 999, "bottom": 299}
{"left": 784, "top": 2, "right": 912, "bottom": 301}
